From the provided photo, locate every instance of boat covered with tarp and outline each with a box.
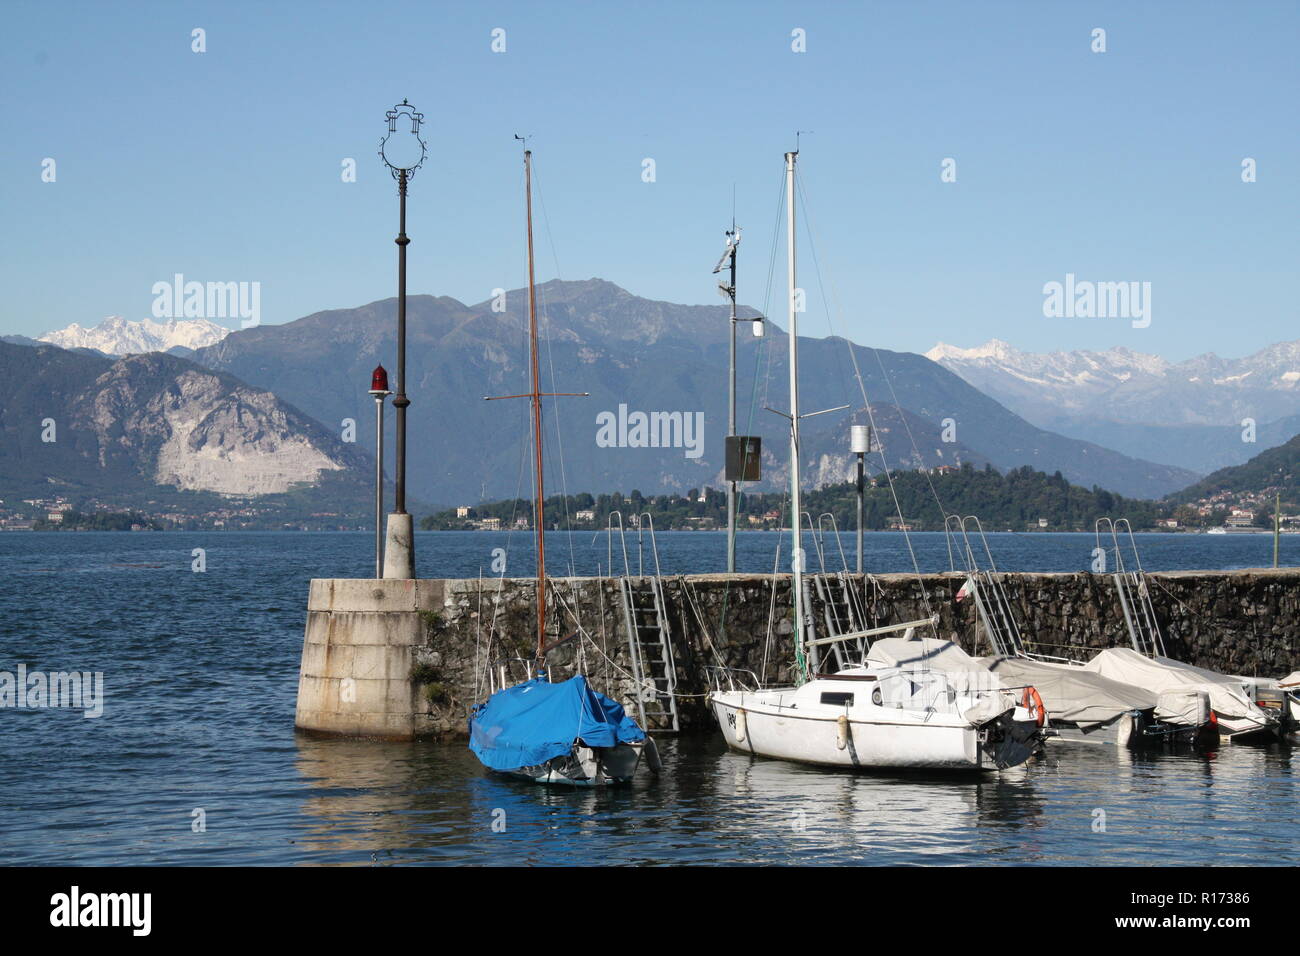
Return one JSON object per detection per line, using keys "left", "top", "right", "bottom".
{"left": 1084, "top": 647, "right": 1276, "bottom": 740}
{"left": 469, "top": 674, "right": 649, "bottom": 785}
{"left": 466, "top": 145, "right": 654, "bottom": 787}
{"left": 984, "top": 655, "right": 1213, "bottom": 747}
{"left": 867, "top": 636, "right": 1214, "bottom": 748}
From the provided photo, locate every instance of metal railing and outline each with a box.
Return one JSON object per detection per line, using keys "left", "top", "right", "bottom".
{"left": 1096, "top": 517, "right": 1167, "bottom": 657}
{"left": 604, "top": 511, "right": 631, "bottom": 578}
{"left": 705, "top": 666, "right": 761, "bottom": 694}
{"left": 487, "top": 656, "right": 543, "bottom": 695}
{"left": 944, "top": 514, "right": 1078, "bottom": 663}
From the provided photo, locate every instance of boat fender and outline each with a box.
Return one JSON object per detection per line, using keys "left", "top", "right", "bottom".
{"left": 1021, "top": 686, "right": 1046, "bottom": 727}
{"left": 1116, "top": 713, "right": 1134, "bottom": 749}
{"left": 836, "top": 714, "right": 850, "bottom": 751}
{"left": 644, "top": 735, "right": 663, "bottom": 775}
{"left": 735, "top": 707, "right": 747, "bottom": 743}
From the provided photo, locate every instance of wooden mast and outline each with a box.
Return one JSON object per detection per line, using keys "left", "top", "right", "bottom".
{"left": 486, "top": 143, "right": 588, "bottom": 678}
{"left": 524, "top": 149, "right": 547, "bottom": 669}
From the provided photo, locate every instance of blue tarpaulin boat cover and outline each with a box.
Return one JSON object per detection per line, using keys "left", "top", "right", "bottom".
{"left": 468, "top": 675, "right": 646, "bottom": 772}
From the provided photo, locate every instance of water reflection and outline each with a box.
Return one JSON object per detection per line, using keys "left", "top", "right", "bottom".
{"left": 287, "top": 732, "right": 1297, "bottom": 866}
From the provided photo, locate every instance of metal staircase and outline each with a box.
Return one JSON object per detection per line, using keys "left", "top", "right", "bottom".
{"left": 945, "top": 514, "right": 1041, "bottom": 660}
{"left": 1097, "top": 518, "right": 1167, "bottom": 657}
{"left": 616, "top": 514, "right": 680, "bottom": 731}
{"left": 802, "top": 512, "right": 876, "bottom": 670}
{"left": 619, "top": 576, "right": 679, "bottom": 731}
{"left": 810, "top": 571, "right": 870, "bottom": 668}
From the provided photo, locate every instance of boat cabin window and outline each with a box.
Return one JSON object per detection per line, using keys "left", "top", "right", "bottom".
{"left": 820, "top": 692, "right": 854, "bottom": 707}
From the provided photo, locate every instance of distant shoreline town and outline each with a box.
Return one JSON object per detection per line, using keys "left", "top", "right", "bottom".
{"left": 6, "top": 461, "right": 1296, "bottom": 535}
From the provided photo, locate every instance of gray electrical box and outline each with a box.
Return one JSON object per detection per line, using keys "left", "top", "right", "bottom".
{"left": 725, "top": 435, "right": 762, "bottom": 481}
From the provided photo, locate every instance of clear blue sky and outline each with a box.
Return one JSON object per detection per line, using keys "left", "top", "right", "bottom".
{"left": 1, "top": 0, "right": 1295, "bottom": 361}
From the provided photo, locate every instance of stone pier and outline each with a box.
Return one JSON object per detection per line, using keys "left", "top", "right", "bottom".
{"left": 293, "top": 569, "right": 1300, "bottom": 741}
{"left": 294, "top": 578, "right": 445, "bottom": 740}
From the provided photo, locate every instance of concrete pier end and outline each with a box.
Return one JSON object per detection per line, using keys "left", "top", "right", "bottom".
{"left": 294, "top": 578, "right": 445, "bottom": 740}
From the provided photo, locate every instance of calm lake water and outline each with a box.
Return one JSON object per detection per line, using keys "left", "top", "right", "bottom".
{"left": 0, "top": 530, "right": 1296, "bottom": 866}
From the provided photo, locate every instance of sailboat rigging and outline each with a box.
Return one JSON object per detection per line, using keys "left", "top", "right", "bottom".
{"left": 468, "top": 144, "right": 654, "bottom": 786}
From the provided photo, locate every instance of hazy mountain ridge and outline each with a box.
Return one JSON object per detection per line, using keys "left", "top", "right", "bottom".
{"left": 928, "top": 337, "right": 1300, "bottom": 473}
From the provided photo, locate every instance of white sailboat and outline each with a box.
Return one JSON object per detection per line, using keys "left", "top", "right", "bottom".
{"left": 709, "top": 150, "right": 1042, "bottom": 772}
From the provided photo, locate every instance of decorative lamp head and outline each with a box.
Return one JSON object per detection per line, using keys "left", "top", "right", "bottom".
{"left": 379, "top": 99, "right": 427, "bottom": 180}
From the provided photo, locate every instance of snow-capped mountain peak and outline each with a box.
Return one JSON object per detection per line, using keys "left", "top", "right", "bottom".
{"left": 38, "top": 316, "right": 232, "bottom": 355}
{"left": 925, "top": 338, "right": 1019, "bottom": 363}
{"left": 927, "top": 337, "right": 1300, "bottom": 428}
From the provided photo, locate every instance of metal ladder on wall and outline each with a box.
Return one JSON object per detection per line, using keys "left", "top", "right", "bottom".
{"left": 804, "top": 513, "right": 872, "bottom": 670}
{"left": 1097, "top": 517, "right": 1167, "bottom": 658}
{"left": 617, "top": 514, "right": 680, "bottom": 731}
{"left": 944, "top": 514, "right": 1050, "bottom": 661}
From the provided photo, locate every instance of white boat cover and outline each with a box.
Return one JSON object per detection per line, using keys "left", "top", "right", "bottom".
{"left": 1278, "top": 672, "right": 1300, "bottom": 688}
{"left": 982, "top": 657, "right": 1157, "bottom": 729}
{"left": 866, "top": 637, "right": 982, "bottom": 670}
{"left": 1153, "top": 689, "right": 1210, "bottom": 727}
{"left": 1083, "top": 648, "right": 1264, "bottom": 728}
{"left": 866, "top": 639, "right": 1157, "bottom": 729}
{"left": 862, "top": 639, "right": 1016, "bottom": 726}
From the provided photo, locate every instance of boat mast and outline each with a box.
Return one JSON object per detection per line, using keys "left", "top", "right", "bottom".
{"left": 726, "top": 222, "right": 738, "bottom": 574}
{"left": 785, "top": 149, "right": 806, "bottom": 681}
{"left": 524, "top": 148, "right": 548, "bottom": 668}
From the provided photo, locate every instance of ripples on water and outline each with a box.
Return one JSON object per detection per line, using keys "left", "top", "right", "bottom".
{"left": 0, "top": 531, "right": 1296, "bottom": 865}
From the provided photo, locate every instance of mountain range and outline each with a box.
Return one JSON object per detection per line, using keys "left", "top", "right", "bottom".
{"left": 1167, "top": 432, "right": 1300, "bottom": 508}
{"left": 928, "top": 339, "right": 1300, "bottom": 474}
{"left": 37, "top": 316, "right": 231, "bottom": 356}
{"left": 0, "top": 341, "right": 368, "bottom": 504}
{"left": 29, "top": 282, "right": 1300, "bottom": 510}
{"left": 184, "top": 279, "right": 1196, "bottom": 504}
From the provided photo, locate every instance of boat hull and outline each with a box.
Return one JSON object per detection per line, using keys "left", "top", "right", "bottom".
{"left": 502, "top": 741, "right": 645, "bottom": 787}
{"left": 1046, "top": 712, "right": 1210, "bottom": 749}
{"left": 710, "top": 694, "right": 1032, "bottom": 771}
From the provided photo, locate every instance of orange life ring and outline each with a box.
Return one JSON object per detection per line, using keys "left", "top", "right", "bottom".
{"left": 1022, "top": 686, "right": 1046, "bottom": 726}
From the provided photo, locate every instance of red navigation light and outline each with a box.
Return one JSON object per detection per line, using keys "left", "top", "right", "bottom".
{"left": 369, "top": 365, "right": 390, "bottom": 394}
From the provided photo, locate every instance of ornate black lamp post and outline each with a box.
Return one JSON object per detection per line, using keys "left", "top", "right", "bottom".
{"left": 378, "top": 100, "right": 426, "bottom": 578}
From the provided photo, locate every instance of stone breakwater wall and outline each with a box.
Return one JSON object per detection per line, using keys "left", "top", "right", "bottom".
{"left": 293, "top": 570, "right": 1300, "bottom": 740}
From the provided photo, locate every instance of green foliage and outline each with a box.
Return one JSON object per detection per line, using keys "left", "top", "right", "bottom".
{"left": 410, "top": 661, "right": 441, "bottom": 684}
{"left": 410, "top": 660, "right": 448, "bottom": 704}
{"left": 420, "top": 462, "right": 1172, "bottom": 532}
{"left": 32, "top": 510, "right": 163, "bottom": 531}
{"left": 1167, "top": 433, "right": 1300, "bottom": 509}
